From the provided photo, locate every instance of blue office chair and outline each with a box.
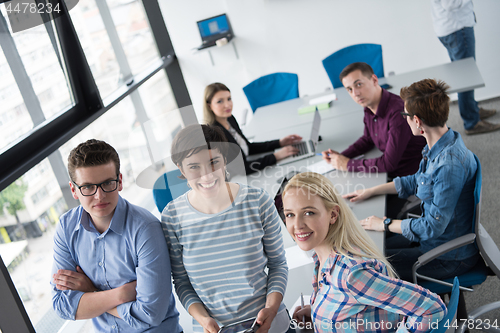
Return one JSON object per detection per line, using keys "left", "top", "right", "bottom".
{"left": 429, "top": 277, "right": 460, "bottom": 333}
{"left": 243, "top": 72, "right": 299, "bottom": 113}
{"left": 322, "top": 43, "right": 384, "bottom": 89}
{"left": 412, "top": 155, "right": 500, "bottom": 332}
{"left": 152, "top": 169, "right": 190, "bottom": 213}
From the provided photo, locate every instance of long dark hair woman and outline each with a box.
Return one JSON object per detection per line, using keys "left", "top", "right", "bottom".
{"left": 203, "top": 82, "right": 302, "bottom": 175}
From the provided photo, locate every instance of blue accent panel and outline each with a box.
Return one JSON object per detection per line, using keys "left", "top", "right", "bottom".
{"left": 322, "top": 43, "right": 384, "bottom": 89}
{"left": 152, "top": 169, "right": 190, "bottom": 213}
{"left": 243, "top": 72, "right": 299, "bottom": 112}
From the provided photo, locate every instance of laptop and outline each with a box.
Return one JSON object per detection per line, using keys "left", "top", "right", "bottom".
{"left": 196, "top": 14, "right": 234, "bottom": 50}
{"left": 276, "top": 109, "right": 321, "bottom": 166}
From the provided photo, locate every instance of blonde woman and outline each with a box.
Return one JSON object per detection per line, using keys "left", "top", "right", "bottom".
{"left": 204, "top": 82, "right": 302, "bottom": 174}
{"left": 282, "top": 172, "right": 446, "bottom": 333}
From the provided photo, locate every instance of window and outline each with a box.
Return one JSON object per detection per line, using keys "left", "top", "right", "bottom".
{"left": 0, "top": 7, "right": 73, "bottom": 153}
{"left": 0, "top": 159, "right": 68, "bottom": 330}
{"left": 69, "top": 0, "right": 161, "bottom": 99}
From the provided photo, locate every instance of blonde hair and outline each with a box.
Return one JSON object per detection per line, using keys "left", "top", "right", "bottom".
{"left": 203, "top": 83, "right": 230, "bottom": 125}
{"left": 283, "top": 172, "right": 396, "bottom": 278}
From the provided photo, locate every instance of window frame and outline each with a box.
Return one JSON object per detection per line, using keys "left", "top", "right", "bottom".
{"left": 0, "top": 1, "right": 192, "bottom": 331}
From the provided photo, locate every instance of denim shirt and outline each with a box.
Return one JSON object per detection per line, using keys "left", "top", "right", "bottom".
{"left": 394, "top": 129, "right": 478, "bottom": 260}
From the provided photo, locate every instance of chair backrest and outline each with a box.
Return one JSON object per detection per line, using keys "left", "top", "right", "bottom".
{"left": 322, "top": 43, "right": 384, "bottom": 89}
{"left": 430, "top": 277, "right": 460, "bottom": 333}
{"left": 242, "top": 72, "right": 299, "bottom": 112}
{"left": 472, "top": 154, "right": 482, "bottom": 231}
{"left": 152, "top": 169, "right": 190, "bottom": 213}
{"left": 472, "top": 153, "right": 500, "bottom": 278}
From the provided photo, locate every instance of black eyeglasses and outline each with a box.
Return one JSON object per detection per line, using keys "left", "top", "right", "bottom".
{"left": 401, "top": 112, "right": 425, "bottom": 123}
{"left": 72, "top": 177, "right": 119, "bottom": 196}
{"left": 400, "top": 112, "right": 412, "bottom": 119}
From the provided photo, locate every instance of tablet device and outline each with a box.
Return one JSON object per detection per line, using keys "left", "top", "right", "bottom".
{"left": 380, "top": 83, "right": 392, "bottom": 90}
{"left": 218, "top": 317, "right": 259, "bottom": 333}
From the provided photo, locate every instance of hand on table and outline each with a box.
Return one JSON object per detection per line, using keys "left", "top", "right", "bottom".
{"left": 274, "top": 145, "right": 299, "bottom": 161}
{"left": 280, "top": 134, "right": 302, "bottom": 147}
{"left": 342, "top": 188, "right": 374, "bottom": 202}
{"left": 360, "top": 215, "right": 384, "bottom": 232}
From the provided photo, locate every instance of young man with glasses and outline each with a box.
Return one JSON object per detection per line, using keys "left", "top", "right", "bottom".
{"left": 51, "top": 139, "right": 183, "bottom": 333}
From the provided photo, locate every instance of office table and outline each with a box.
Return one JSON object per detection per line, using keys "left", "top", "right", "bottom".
{"left": 244, "top": 57, "right": 484, "bottom": 137}
{"left": 380, "top": 57, "right": 484, "bottom": 95}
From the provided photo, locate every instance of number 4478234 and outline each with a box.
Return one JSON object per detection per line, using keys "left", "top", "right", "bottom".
{"left": 4, "top": 2, "right": 61, "bottom": 14}
{"left": 444, "top": 319, "right": 499, "bottom": 330}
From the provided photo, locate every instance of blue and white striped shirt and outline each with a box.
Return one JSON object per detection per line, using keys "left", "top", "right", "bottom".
{"left": 162, "top": 184, "right": 288, "bottom": 332}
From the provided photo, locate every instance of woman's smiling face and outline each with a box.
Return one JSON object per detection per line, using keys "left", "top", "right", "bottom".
{"left": 179, "top": 148, "right": 226, "bottom": 198}
{"left": 283, "top": 187, "right": 337, "bottom": 255}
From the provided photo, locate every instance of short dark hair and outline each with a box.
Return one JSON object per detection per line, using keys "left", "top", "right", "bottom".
{"left": 171, "top": 124, "right": 229, "bottom": 171}
{"left": 400, "top": 79, "right": 450, "bottom": 127}
{"left": 68, "top": 139, "right": 120, "bottom": 182}
{"left": 339, "top": 62, "right": 375, "bottom": 84}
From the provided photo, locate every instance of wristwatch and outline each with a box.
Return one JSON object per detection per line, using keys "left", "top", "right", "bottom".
{"left": 383, "top": 218, "right": 393, "bottom": 233}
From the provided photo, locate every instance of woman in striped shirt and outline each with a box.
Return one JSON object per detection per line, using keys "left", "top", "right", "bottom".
{"left": 282, "top": 172, "right": 446, "bottom": 333}
{"left": 162, "top": 124, "right": 291, "bottom": 333}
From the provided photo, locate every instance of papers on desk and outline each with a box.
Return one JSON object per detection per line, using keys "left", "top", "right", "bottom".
{"left": 285, "top": 245, "right": 314, "bottom": 270}
{"left": 298, "top": 93, "right": 337, "bottom": 114}
{"left": 309, "top": 93, "right": 337, "bottom": 105}
{"left": 306, "top": 159, "right": 335, "bottom": 175}
{"left": 307, "top": 154, "right": 365, "bottom": 175}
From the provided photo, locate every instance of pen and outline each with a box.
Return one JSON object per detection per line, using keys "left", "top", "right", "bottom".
{"left": 300, "top": 292, "right": 305, "bottom": 324}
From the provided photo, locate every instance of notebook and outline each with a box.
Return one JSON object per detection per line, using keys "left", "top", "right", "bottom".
{"left": 196, "top": 14, "right": 234, "bottom": 50}
{"left": 276, "top": 109, "right": 321, "bottom": 166}
{"left": 298, "top": 93, "right": 336, "bottom": 114}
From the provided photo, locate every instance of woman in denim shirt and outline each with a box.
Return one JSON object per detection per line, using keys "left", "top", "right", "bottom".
{"left": 343, "top": 78, "right": 480, "bottom": 281}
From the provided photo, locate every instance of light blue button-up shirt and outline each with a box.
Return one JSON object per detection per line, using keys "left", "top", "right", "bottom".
{"left": 394, "top": 129, "right": 478, "bottom": 260}
{"left": 51, "top": 196, "right": 182, "bottom": 332}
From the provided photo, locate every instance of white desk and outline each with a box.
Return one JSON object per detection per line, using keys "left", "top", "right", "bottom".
{"left": 381, "top": 57, "right": 485, "bottom": 95}
{"left": 244, "top": 57, "right": 484, "bottom": 137}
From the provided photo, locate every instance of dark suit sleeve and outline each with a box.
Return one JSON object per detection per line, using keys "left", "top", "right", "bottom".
{"left": 228, "top": 116, "right": 281, "bottom": 154}
{"left": 216, "top": 117, "right": 280, "bottom": 174}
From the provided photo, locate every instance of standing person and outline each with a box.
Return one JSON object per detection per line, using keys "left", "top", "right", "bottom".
{"left": 162, "top": 124, "right": 291, "bottom": 333}
{"left": 431, "top": 0, "right": 500, "bottom": 135}
{"left": 204, "top": 82, "right": 302, "bottom": 175}
{"left": 283, "top": 172, "right": 446, "bottom": 333}
{"left": 344, "top": 79, "right": 480, "bottom": 282}
{"left": 321, "top": 62, "right": 426, "bottom": 179}
{"left": 51, "top": 139, "right": 182, "bottom": 333}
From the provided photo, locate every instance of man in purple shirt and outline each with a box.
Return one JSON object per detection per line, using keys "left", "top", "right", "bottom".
{"left": 322, "top": 62, "right": 426, "bottom": 179}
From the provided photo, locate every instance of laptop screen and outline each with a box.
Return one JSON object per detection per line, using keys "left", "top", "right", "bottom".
{"left": 197, "top": 14, "right": 230, "bottom": 40}
{"left": 310, "top": 109, "right": 321, "bottom": 145}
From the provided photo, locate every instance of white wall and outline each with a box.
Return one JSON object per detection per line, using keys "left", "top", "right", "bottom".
{"left": 159, "top": 0, "right": 500, "bottom": 124}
